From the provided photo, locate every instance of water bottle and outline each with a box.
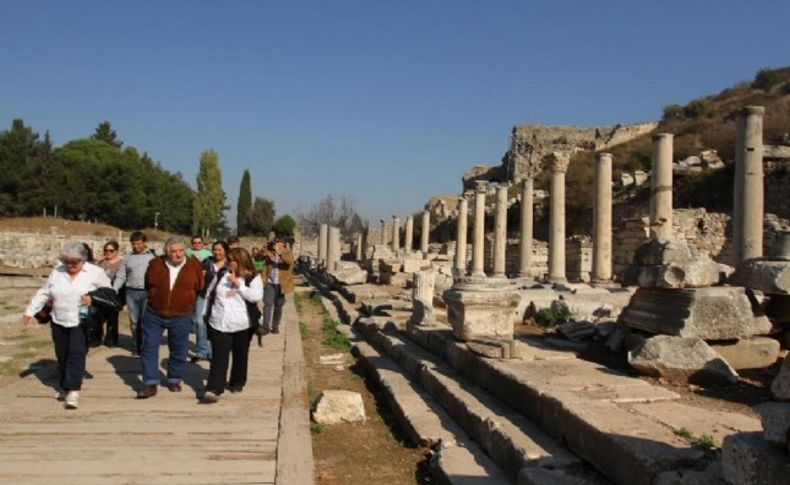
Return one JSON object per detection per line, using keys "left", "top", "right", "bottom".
{"left": 79, "top": 305, "right": 89, "bottom": 319}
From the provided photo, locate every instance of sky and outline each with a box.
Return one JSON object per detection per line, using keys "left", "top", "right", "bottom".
{"left": 1, "top": 1, "right": 789, "bottom": 227}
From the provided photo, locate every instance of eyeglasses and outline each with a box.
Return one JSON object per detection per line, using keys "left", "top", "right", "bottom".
{"left": 104, "top": 249, "right": 116, "bottom": 253}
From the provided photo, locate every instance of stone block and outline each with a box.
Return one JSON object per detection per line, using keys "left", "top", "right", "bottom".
{"left": 311, "top": 390, "right": 366, "bottom": 425}
{"left": 401, "top": 258, "right": 431, "bottom": 273}
{"left": 443, "top": 281, "right": 520, "bottom": 342}
{"left": 628, "top": 335, "right": 738, "bottom": 385}
{"left": 735, "top": 259, "right": 790, "bottom": 295}
{"left": 722, "top": 432, "right": 790, "bottom": 485}
{"left": 709, "top": 337, "right": 780, "bottom": 370}
{"left": 619, "top": 287, "right": 772, "bottom": 340}
{"left": 771, "top": 357, "right": 790, "bottom": 400}
{"left": 328, "top": 268, "right": 368, "bottom": 286}
{"left": 755, "top": 402, "right": 790, "bottom": 446}
{"left": 379, "top": 259, "right": 401, "bottom": 273}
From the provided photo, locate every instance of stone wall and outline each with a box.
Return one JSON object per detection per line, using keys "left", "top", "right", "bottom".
{"left": 567, "top": 236, "right": 592, "bottom": 283}
{"left": 0, "top": 230, "right": 127, "bottom": 268}
{"left": 483, "top": 236, "right": 548, "bottom": 277}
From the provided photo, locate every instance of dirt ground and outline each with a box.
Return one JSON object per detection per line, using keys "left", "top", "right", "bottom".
{"left": 295, "top": 284, "right": 430, "bottom": 484}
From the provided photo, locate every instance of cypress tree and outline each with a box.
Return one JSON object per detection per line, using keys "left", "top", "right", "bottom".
{"left": 237, "top": 169, "right": 252, "bottom": 236}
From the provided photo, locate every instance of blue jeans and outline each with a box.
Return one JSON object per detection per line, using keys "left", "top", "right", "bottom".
{"left": 140, "top": 309, "right": 191, "bottom": 386}
{"left": 125, "top": 289, "right": 148, "bottom": 352}
{"left": 192, "top": 296, "right": 211, "bottom": 359}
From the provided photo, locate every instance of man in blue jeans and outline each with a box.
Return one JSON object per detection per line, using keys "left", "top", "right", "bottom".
{"left": 136, "top": 237, "right": 204, "bottom": 399}
{"left": 113, "top": 231, "right": 156, "bottom": 355}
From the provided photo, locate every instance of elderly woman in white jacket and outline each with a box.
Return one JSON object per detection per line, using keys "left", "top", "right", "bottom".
{"left": 23, "top": 242, "right": 111, "bottom": 410}
{"left": 201, "top": 247, "right": 263, "bottom": 403}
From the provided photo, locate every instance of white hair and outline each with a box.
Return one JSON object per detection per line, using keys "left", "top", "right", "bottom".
{"left": 60, "top": 242, "right": 88, "bottom": 261}
{"left": 164, "top": 236, "right": 186, "bottom": 251}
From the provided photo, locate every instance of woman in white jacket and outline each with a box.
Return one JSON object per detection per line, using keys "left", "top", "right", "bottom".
{"left": 22, "top": 242, "right": 111, "bottom": 409}
{"left": 201, "top": 247, "right": 263, "bottom": 402}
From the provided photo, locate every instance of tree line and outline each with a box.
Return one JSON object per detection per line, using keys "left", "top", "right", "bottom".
{"left": 0, "top": 119, "right": 292, "bottom": 237}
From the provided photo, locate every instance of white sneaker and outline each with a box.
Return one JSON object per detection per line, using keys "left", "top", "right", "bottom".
{"left": 64, "top": 391, "right": 79, "bottom": 409}
{"left": 55, "top": 390, "right": 66, "bottom": 401}
{"left": 202, "top": 391, "right": 219, "bottom": 403}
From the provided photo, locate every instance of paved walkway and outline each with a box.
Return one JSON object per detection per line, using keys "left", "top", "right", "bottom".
{"left": 0, "top": 300, "right": 313, "bottom": 484}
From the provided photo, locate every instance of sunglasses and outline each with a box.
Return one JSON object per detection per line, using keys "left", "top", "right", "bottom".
{"left": 104, "top": 248, "right": 116, "bottom": 253}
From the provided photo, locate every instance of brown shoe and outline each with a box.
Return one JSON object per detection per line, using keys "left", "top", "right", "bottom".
{"left": 166, "top": 382, "right": 182, "bottom": 392}
{"left": 136, "top": 385, "right": 158, "bottom": 399}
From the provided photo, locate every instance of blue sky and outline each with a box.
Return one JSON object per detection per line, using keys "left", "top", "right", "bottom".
{"left": 1, "top": 1, "right": 788, "bottom": 226}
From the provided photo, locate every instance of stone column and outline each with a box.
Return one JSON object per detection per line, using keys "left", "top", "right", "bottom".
{"left": 318, "top": 223, "right": 328, "bottom": 268}
{"left": 391, "top": 215, "right": 400, "bottom": 252}
{"left": 592, "top": 153, "right": 613, "bottom": 282}
{"left": 493, "top": 183, "right": 508, "bottom": 278}
{"left": 379, "top": 219, "right": 387, "bottom": 246}
{"left": 649, "top": 133, "right": 674, "bottom": 240}
{"left": 409, "top": 270, "right": 435, "bottom": 326}
{"left": 327, "top": 226, "right": 340, "bottom": 271}
{"left": 420, "top": 210, "right": 430, "bottom": 254}
{"left": 404, "top": 216, "right": 414, "bottom": 253}
{"left": 734, "top": 106, "right": 765, "bottom": 263}
{"left": 519, "top": 179, "right": 534, "bottom": 278}
{"left": 355, "top": 232, "right": 363, "bottom": 261}
{"left": 471, "top": 181, "right": 487, "bottom": 277}
{"left": 455, "top": 195, "right": 469, "bottom": 273}
{"left": 548, "top": 152, "right": 570, "bottom": 282}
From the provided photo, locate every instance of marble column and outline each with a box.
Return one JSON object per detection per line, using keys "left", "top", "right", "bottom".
{"left": 391, "top": 215, "right": 400, "bottom": 252}
{"left": 649, "top": 133, "right": 674, "bottom": 240}
{"left": 380, "top": 219, "right": 387, "bottom": 246}
{"left": 404, "top": 216, "right": 414, "bottom": 253}
{"left": 734, "top": 105, "right": 765, "bottom": 263}
{"left": 409, "top": 270, "right": 435, "bottom": 326}
{"left": 355, "top": 232, "right": 363, "bottom": 261}
{"left": 471, "top": 181, "right": 487, "bottom": 277}
{"left": 592, "top": 153, "right": 613, "bottom": 282}
{"left": 454, "top": 195, "right": 469, "bottom": 273}
{"left": 518, "top": 178, "right": 534, "bottom": 278}
{"left": 318, "top": 223, "right": 328, "bottom": 267}
{"left": 420, "top": 210, "right": 430, "bottom": 254}
{"left": 548, "top": 152, "right": 570, "bottom": 282}
{"left": 493, "top": 183, "right": 508, "bottom": 277}
{"left": 327, "top": 226, "right": 341, "bottom": 271}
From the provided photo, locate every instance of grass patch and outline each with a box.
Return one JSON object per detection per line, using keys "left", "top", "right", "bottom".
{"left": 322, "top": 315, "right": 351, "bottom": 352}
{"left": 299, "top": 321, "right": 308, "bottom": 339}
{"left": 310, "top": 421, "right": 327, "bottom": 434}
{"left": 675, "top": 427, "right": 717, "bottom": 450}
{"left": 294, "top": 292, "right": 304, "bottom": 315}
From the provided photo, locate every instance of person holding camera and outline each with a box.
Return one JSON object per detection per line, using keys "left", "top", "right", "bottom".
{"left": 261, "top": 235, "right": 294, "bottom": 334}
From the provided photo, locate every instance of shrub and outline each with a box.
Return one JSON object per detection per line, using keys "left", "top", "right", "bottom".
{"left": 683, "top": 98, "right": 711, "bottom": 119}
{"left": 534, "top": 300, "right": 571, "bottom": 328}
{"left": 662, "top": 104, "right": 684, "bottom": 121}
{"left": 753, "top": 68, "right": 780, "bottom": 91}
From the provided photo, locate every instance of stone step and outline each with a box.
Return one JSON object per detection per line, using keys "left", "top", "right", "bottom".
{"left": 402, "top": 324, "right": 726, "bottom": 485}
{"left": 353, "top": 340, "right": 509, "bottom": 484}
{"left": 357, "top": 323, "right": 607, "bottom": 483}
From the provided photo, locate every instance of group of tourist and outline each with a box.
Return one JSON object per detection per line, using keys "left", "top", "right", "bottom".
{"left": 22, "top": 231, "right": 294, "bottom": 410}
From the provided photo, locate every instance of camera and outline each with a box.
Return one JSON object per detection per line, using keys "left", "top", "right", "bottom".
{"left": 267, "top": 241, "right": 276, "bottom": 251}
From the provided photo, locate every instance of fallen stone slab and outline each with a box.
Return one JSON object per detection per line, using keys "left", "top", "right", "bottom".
{"left": 329, "top": 268, "right": 368, "bottom": 286}
{"left": 431, "top": 441, "right": 510, "bottom": 485}
{"left": 722, "top": 431, "right": 790, "bottom": 485}
{"left": 771, "top": 357, "right": 790, "bottom": 400}
{"left": 755, "top": 401, "right": 790, "bottom": 446}
{"left": 618, "top": 287, "right": 771, "bottom": 340}
{"left": 402, "top": 258, "right": 431, "bottom": 273}
{"left": 734, "top": 259, "right": 790, "bottom": 295}
{"left": 557, "top": 321, "right": 597, "bottom": 342}
{"left": 653, "top": 463, "right": 727, "bottom": 485}
{"left": 709, "top": 337, "right": 780, "bottom": 370}
{"left": 627, "top": 401, "right": 761, "bottom": 446}
{"left": 628, "top": 335, "right": 739, "bottom": 385}
{"left": 517, "top": 466, "right": 610, "bottom": 485}
{"left": 311, "top": 390, "right": 366, "bottom": 425}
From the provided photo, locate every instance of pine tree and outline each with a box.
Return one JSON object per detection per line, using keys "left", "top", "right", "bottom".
{"left": 237, "top": 170, "right": 252, "bottom": 236}
{"left": 193, "top": 149, "right": 227, "bottom": 237}
{"left": 91, "top": 121, "right": 123, "bottom": 148}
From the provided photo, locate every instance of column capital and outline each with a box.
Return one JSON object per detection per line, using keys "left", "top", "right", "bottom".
{"left": 739, "top": 105, "right": 765, "bottom": 116}
{"left": 547, "top": 151, "right": 571, "bottom": 173}
{"left": 474, "top": 180, "right": 488, "bottom": 194}
{"left": 651, "top": 132, "right": 674, "bottom": 142}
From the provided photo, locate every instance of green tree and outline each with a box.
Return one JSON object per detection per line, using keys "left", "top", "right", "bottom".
{"left": 753, "top": 68, "right": 780, "bottom": 90}
{"left": 237, "top": 170, "right": 252, "bottom": 236}
{"left": 0, "top": 119, "right": 41, "bottom": 214}
{"left": 249, "top": 197, "right": 275, "bottom": 235}
{"left": 91, "top": 121, "right": 123, "bottom": 148}
{"left": 193, "top": 149, "right": 227, "bottom": 238}
{"left": 273, "top": 214, "right": 296, "bottom": 236}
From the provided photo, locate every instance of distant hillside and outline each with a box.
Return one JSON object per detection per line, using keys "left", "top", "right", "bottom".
{"left": 551, "top": 66, "right": 790, "bottom": 235}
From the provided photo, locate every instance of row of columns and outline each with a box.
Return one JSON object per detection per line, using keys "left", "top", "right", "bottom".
{"left": 380, "top": 211, "right": 432, "bottom": 254}
{"left": 317, "top": 223, "right": 341, "bottom": 271}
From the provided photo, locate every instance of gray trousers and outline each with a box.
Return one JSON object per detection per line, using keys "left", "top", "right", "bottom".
{"left": 263, "top": 283, "right": 285, "bottom": 331}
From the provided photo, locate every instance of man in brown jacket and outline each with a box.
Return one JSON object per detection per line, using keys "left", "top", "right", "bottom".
{"left": 262, "top": 235, "right": 294, "bottom": 334}
{"left": 137, "top": 237, "right": 204, "bottom": 398}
